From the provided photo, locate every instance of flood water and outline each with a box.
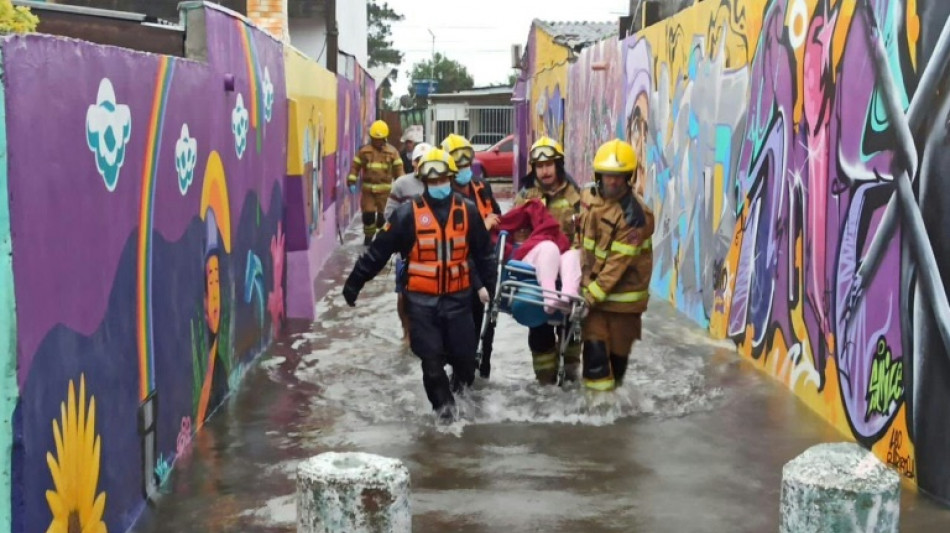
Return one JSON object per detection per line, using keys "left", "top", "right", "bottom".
{"left": 133, "top": 210, "right": 950, "bottom": 532}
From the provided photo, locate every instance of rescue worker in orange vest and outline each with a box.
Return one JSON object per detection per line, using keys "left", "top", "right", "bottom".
{"left": 342, "top": 148, "right": 497, "bottom": 422}
{"left": 442, "top": 133, "right": 502, "bottom": 378}
{"left": 514, "top": 136, "right": 583, "bottom": 384}
{"left": 577, "top": 139, "right": 654, "bottom": 391}
{"left": 348, "top": 120, "right": 404, "bottom": 246}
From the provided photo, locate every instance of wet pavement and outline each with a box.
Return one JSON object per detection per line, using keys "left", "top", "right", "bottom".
{"left": 132, "top": 211, "right": 950, "bottom": 532}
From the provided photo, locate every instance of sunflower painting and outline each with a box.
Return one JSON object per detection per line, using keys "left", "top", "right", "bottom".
{"left": 45, "top": 374, "right": 108, "bottom": 533}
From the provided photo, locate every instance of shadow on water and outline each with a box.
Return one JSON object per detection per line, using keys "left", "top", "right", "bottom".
{"left": 133, "top": 214, "right": 950, "bottom": 532}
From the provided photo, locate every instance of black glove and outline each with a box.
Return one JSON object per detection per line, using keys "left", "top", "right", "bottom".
{"left": 342, "top": 282, "right": 359, "bottom": 307}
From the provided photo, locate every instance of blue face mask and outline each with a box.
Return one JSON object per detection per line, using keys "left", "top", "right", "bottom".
{"left": 455, "top": 167, "right": 473, "bottom": 185}
{"left": 428, "top": 183, "right": 452, "bottom": 199}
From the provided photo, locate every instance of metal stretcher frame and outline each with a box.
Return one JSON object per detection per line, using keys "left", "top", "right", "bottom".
{"left": 476, "top": 231, "right": 588, "bottom": 385}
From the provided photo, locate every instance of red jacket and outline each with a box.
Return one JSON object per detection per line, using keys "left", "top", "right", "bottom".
{"left": 494, "top": 199, "right": 570, "bottom": 261}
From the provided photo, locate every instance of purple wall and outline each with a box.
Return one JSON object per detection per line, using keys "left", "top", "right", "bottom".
{"left": 5, "top": 5, "right": 288, "bottom": 531}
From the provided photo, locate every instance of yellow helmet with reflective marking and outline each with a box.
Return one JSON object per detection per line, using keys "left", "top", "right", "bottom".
{"left": 417, "top": 148, "right": 458, "bottom": 180}
{"left": 529, "top": 136, "right": 564, "bottom": 163}
{"left": 441, "top": 133, "right": 475, "bottom": 167}
{"left": 369, "top": 120, "right": 390, "bottom": 139}
{"left": 592, "top": 139, "right": 637, "bottom": 174}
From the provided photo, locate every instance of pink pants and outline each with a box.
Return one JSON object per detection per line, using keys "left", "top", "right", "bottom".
{"left": 520, "top": 241, "right": 582, "bottom": 313}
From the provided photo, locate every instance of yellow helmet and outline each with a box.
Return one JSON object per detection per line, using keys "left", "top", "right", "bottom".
{"left": 441, "top": 133, "right": 475, "bottom": 167}
{"left": 417, "top": 148, "right": 458, "bottom": 180}
{"left": 592, "top": 139, "right": 637, "bottom": 174}
{"left": 529, "top": 136, "right": 564, "bottom": 164}
{"left": 369, "top": 120, "right": 389, "bottom": 140}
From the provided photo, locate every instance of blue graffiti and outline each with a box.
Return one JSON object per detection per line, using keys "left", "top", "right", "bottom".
{"left": 244, "top": 250, "right": 264, "bottom": 328}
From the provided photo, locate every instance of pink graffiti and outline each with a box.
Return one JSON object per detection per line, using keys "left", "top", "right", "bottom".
{"left": 803, "top": 7, "right": 838, "bottom": 342}
{"left": 176, "top": 416, "right": 193, "bottom": 457}
{"left": 267, "top": 221, "right": 285, "bottom": 335}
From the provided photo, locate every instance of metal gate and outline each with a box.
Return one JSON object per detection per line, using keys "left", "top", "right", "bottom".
{"left": 426, "top": 104, "right": 514, "bottom": 150}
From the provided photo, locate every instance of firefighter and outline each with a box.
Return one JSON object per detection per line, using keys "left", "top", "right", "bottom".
{"left": 513, "top": 136, "right": 583, "bottom": 384}
{"left": 348, "top": 119, "right": 404, "bottom": 246}
{"left": 577, "top": 139, "right": 654, "bottom": 391}
{"left": 442, "top": 133, "right": 501, "bottom": 378}
{"left": 342, "top": 148, "right": 497, "bottom": 422}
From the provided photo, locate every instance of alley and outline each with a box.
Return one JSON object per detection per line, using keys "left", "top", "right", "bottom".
{"left": 132, "top": 221, "right": 950, "bottom": 533}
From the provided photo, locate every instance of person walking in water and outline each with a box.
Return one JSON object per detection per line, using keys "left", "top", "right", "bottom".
{"left": 348, "top": 119, "right": 404, "bottom": 245}
{"left": 343, "top": 148, "right": 497, "bottom": 422}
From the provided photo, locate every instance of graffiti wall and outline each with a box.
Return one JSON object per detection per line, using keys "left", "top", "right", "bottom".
{"left": 565, "top": 35, "right": 623, "bottom": 186}
{"left": 530, "top": 24, "right": 569, "bottom": 152}
{"left": 562, "top": 0, "right": 950, "bottom": 502}
{"left": 284, "top": 48, "right": 338, "bottom": 319}
{"left": 3, "top": 4, "right": 289, "bottom": 531}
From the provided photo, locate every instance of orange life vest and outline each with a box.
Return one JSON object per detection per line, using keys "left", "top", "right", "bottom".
{"left": 406, "top": 195, "right": 471, "bottom": 295}
{"left": 470, "top": 180, "right": 495, "bottom": 219}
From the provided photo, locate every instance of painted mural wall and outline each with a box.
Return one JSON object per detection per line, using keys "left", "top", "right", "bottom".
{"left": 0, "top": 2, "right": 361, "bottom": 530}
{"left": 564, "top": 0, "right": 950, "bottom": 503}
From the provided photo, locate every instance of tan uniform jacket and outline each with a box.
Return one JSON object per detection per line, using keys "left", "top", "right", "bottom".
{"left": 513, "top": 180, "right": 581, "bottom": 241}
{"left": 576, "top": 185, "right": 654, "bottom": 313}
{"left": 348, "top": 143, "right": 404, "bottom": 192}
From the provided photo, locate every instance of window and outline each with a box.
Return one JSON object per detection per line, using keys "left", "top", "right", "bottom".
{"left": 498, "top": 138, "right": 513, "bottom": 153}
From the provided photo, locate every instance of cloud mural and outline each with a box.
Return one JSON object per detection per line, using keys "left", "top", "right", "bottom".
{"left": 174, "top": 124, "right": 198, "bottom": 195}
{"left": 232, "top": 93, "right": 249, "bottom": 158}
{"left": 263, "top": 66, "right": 274, "bottom": 123}
{"left": 85, "top": 78, "right": 132, "bottom": 191}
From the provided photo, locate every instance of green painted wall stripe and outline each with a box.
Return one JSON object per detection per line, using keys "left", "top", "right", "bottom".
{"left": 0, "top": 45, "right": 18, "bottom": 533}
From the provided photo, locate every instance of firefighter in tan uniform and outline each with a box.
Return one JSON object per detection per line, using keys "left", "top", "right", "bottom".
{"left": 577, "top": 139, "right": 654, "bottom": 391}
{"left": 348, "top": 120, "right": 404, "bottom": 245}
{"left": 513, "top": 136, "right": 583, "bottom": 384}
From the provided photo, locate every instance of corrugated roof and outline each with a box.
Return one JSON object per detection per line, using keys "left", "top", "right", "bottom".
{"left": 534, "top": 19, "right": 618, "bottom": 48}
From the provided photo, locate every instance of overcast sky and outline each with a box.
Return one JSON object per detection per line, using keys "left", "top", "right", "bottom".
{"left": 385, "top": 0, "right": 630, "bottom": 89}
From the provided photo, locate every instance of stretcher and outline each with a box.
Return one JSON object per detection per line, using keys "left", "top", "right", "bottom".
{"left": 476, "top": 231, "right": 588, "bottom": 385}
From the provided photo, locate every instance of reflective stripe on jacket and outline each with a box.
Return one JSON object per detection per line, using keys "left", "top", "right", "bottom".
{"left": 470, "top": 179, "right": 496, "bottom": 219}
{"left": 577, "top": 186, "right": 654, "bottom": 313}
{"left": 407, "top": 195, "right": 471, "bottom": 294}
{"left": 348, "top": 143, "right": 404, "bottom": 185}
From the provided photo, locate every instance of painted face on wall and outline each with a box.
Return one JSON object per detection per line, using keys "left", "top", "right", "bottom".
{"left": 205, "top": 254, "right": 221, "bottom": 334}
{"left": 535, "top": 160, "right": 558, "bottom": 188}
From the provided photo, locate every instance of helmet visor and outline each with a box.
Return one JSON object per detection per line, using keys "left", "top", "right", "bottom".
{"left": 530, "top": 144, "right": 561, "bottom": 163}
{"left": 418, "top": 159, "right": 453, "bottom": 179}
{"left": 451, "top": 146, "right": 475, "bottom": 167}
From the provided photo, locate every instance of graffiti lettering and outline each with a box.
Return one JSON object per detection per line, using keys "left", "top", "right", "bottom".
{"left": 886, "top": 430, "right": 915, "bottom": 480}
{"left": 865, "top": 336, "right": 903, "bottom": 421}
{"left": 712, "top": 258, "right": 728, "bottom": 292}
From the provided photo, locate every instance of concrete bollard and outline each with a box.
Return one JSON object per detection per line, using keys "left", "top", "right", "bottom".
{"left": 780, "top": 442, "right": 900, "bottom": 533}
{"left": 297, "top": 452, "right": 411, "bottom": 533}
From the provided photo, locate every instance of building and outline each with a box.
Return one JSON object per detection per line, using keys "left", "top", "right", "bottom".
{"left": 425, "top": 86, "right": 514, "bottom": 148}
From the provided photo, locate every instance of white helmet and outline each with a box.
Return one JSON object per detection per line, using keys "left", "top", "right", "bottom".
{"left": 411, "top": 142, "right": 433, "bottom": 162}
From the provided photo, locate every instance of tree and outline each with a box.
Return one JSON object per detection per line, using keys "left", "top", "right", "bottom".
{"left": 506, "top": 72, "right": 519, "bottom": 87}
{"left": 368, "top": 0, "right": 404, "bottom": 68}
{"left": 409, "top": 53, "right": 475, "bottom": 96}
{"left": 0, "top": 0, "right": 37, "bottom": 33}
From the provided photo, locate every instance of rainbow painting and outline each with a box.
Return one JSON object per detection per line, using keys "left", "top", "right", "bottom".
{"left": 136, "top": 56, "right": 176, "bottom": 402}
{"left": 237, "top": 19, "right": 264, "bottom": 152}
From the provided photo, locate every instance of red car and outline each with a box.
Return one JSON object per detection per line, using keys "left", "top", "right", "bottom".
{"left": 474, "top": 134, "right": 514, "bottom": 178}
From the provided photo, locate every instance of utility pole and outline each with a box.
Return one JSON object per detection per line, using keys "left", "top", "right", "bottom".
{"left": 427, "top": 28, "right": 436, "bottom": 94}
{"left": 326, "top": 0, "right": 339, "bottom": 74}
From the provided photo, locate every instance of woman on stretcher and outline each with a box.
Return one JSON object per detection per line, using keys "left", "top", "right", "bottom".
{"left": 493, "top": 199, "right": 581, "bottom": 314}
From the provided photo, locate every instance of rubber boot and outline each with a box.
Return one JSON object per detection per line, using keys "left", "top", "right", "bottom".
{"left": 562, "top": 341, "right": 582, "bottom": 383}
{"left": 362, "top": 212, "right": 376, "bottom": 246}
{"left": 421, "top": 363, "right": 455, "bottom": 412}
{"left": 531, "top": 351, "right": 559, "bottom": 385}
{"left": 610, "top": 354, "right": 629, "bottom": 387}
{"left": 582, "top": 340, "right": 615, "bottom": 391}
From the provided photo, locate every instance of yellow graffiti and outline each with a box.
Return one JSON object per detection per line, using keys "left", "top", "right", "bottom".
{"left": 907, "top": 0, "right": 920, "bottom": 70}
{"left": 200, "top": 151, "right": 231, "bottom": 253}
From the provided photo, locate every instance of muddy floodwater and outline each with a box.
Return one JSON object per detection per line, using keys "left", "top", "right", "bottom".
{"left": 133, "top": 224, "right": 950, "bottom": 533}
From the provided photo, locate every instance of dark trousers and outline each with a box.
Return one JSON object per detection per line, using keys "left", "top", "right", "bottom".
{"left": 407, "top": 295, "right": 477, "bottom": 411}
